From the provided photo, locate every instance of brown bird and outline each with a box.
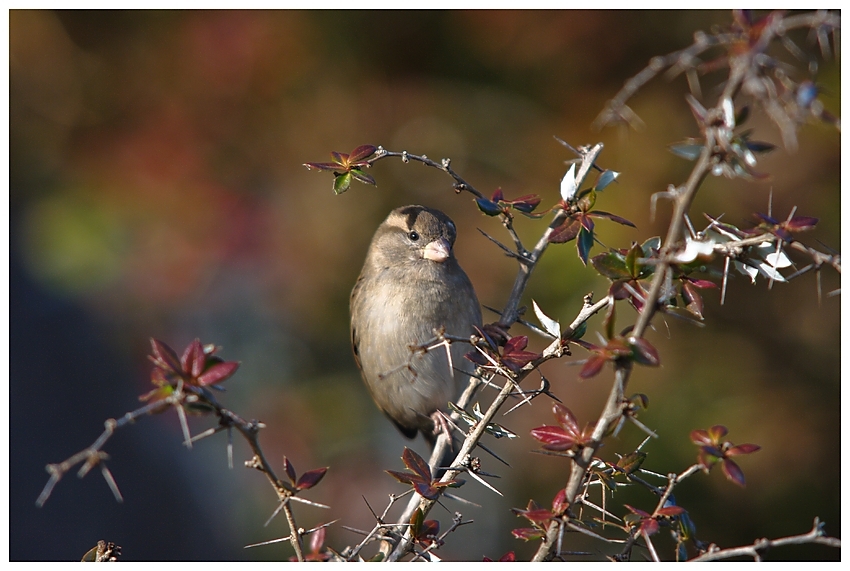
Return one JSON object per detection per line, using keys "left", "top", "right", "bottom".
{"left": 350, "top": 205, "right": 482, "bottom": 444}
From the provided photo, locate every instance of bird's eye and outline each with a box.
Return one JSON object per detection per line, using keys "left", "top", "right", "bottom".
{"left": 408, "top": 231, "right": 420, "bottom": 241}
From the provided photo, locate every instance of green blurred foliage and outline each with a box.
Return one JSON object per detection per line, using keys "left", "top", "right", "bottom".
{"left": 10, "top": 9, "right": 839, "bottom": 561}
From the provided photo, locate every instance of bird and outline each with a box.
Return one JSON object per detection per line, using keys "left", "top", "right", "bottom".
{"left": 350, "top": 205, "right": 482, "bottom": 445}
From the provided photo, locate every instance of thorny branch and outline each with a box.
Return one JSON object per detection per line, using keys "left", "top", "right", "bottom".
{"left": 532, "top": 10, "right": 840, "bottom": 561}
{"left": 37, "top": 366, "right": 315, "bottom": 561}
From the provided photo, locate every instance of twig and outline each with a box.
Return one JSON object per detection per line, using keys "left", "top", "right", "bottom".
{"left": 690, "top": 518, "right": 840, "bottom": 561}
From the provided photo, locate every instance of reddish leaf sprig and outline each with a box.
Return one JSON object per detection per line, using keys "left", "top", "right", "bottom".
{"left": 591, "top": 238, "right": 659, "bottom": 312}
{"left": 549, "top": 169, "right": 635, "bottom": 265}
{"left": 409, "top": 508, "right": 442, "bottom": 549}
{"left": 691, "top": 425, "right": 761, "bottom": 487}
{"left": 283, "top": 456, "right": 328, "bottom": 492}
{"left": 483, "top": 551, "right": 516, "bottom": 562}
{"left": 511, "top": 489, "right": 568, "bottom": 541}
{"left": 571, "top": 335, "right": 660, "bottom": 380}
{"left": 623, "top": 503, "right": 687, "bottom": 537}
{"left": 749, "top": 212, "right": 818, "bottom": 243}
{"left": 475, "top": 188, "right": 543, "bottom": 218}
{"left": 142, "top": 338, "right": 240, "bottom": 404}
{"left": 530, "top": 403, "right": 594, "bottom": 452}
{"left": 386, "top": 448, "right": 463, "bottom": 500}
{"left": 465, "top": 330, "right": 541, "bottom": 375}
{"left": 304, "top": 144, "right": 377, "bottom": 194}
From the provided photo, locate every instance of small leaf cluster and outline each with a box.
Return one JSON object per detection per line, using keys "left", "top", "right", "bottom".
{"left": 691, "top": 425, "right": 761, "bottom": 487}
{"left": 282, "top": 456, "right": 328, "bottom": 493}
{"left": 142, "top": 338, "right": 240, "bottom": 405}
{"left": 510, "top": 488, "right": 568, "bottom": 541}
{"left": 671, "top": 98, "right": 776, "bottom": 180}
{"left": 530, "top": 402, "right": 593, "bottom": 452}
{"left": 386, "top": 448, "right": 463, "bottom": 500}
{"left": 304, "top": 144, "right": 377, "bottom": 194}
{"left": 591, "top": 238, "right": 659, "bottom": 312}
{"left": 623, "top": 503, "right": 687, "bottom": 537}
{"left": 475, "top": 188, "right": 543, "bottom": 218}
{"left": 549, "top": 163, "right": 634, "bottom": 265}
{"left": 465, "top": 327, "right": 541, "bottom": 375}
{"left": 409, "top": 508, "right": 442, "bottom": 549}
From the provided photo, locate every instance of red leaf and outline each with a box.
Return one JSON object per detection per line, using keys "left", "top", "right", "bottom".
{"left": 386, "top": 470, "right": 421, "bottom": 486}
{"left": 504, "top": 336, "right": 528, "bottom": 353}
{"left": 629, "top": 338, "right": 660, "bottom": 367}
{"left": 579, "top": 354, "right": 608, "bottom": 379}
{"left": 303, "top": 161, "right": 344, "bottom": 171}
{"left": 510, "top": 194, "right": 542, "bottom": 213}
{"left": 296, "top": 467, "right": 328, "bottom": 490}
{"left": 414, "top": 481, "right": 440, "bottom": 500}
{"left": 309, "top": 526, "right": 326, "bottom": 554}
{"left": 348, "top": 144, "right": 377, "bottom": 163}
{"left": 548, "top": 218, "right": 582, "bottom": 244}
{"left": 149, "top": 338, "right": 182, "bottom": 374}
{"left": 587, "top": 210, "right": 636, "bottom": 228}
{"left": 197, "top": 360, "right": 239, "bottom": 386}
{"left": 552, "top": 489, "right": 568, "bottom": 515}
{"left": 640, "top": 518, "right": 660, "bottom": 536}
{"left": 657, "top": 506, "right": 686, "bottom": 517}
{"left": 690, "top": 429, "right": 712, "bottom": 446}
{"left": 465, "top": 350, "right": 491, "bottom": 366}
{"left": 491, "top": 188, "right": 504, "bottom": 202}
{"left": 418, "top": 519, "right": 440, "bottom": 545}
{"left": 722, "top": 458, "right": 747, "bottom": 487}
{"left": 402, "top": 447, "right": 432, "bottom": 481}
{"left": 687, "top": 278, "right": 718, "bottom": 289}
{"left": 552, "top": 402, "right": 579, "bottom": 436}
{"left": 181, "top": 339, "right": 205, "bottom": 377}
{"left": 785, "top": 216, "right": 818, "bottom": 232}
{"left": 283, "top": 457, "right": 297, "bottom": 484}
{"left": 681, "top": 280, "right": 704, "bottom": 319}
{"left": 624, "top": 504, "right": 651, "bottom": 518}
{"left": 708, "top": 425, "right": 729, "bottom": 441}
{"left": 519, "top": 508, "right": 555, "bottom": 524}
{"left": 727, "top": 443, "right": 761, "bottom": 456}
{"left": 530, "top": 426, "right": 576, "bottom": 451}
{"left": 502, "top": 336, "right": 540, "bottom": 372}
{"left": 511, "top": 528, "right": 545, "bottom": 541}
{"left": 484, "top": 551, "right": 516, "bottom": 562}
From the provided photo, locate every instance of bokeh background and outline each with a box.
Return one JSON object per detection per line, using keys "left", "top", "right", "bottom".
{"left": 9, "top": 9, "right": 840, "bottom": 561}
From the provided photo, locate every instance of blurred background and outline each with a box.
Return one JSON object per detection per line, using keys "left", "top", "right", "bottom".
{"left": 9, "top": 9, "right": 840, "bottom": 561}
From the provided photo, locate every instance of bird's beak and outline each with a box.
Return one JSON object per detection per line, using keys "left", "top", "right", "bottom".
{"left": 423, "top": 237, "right": 451, "bottom": 263}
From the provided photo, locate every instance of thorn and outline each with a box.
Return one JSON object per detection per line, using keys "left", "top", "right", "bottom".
{"left": 264, "top": 497, "right": 289, "bottom": 527}
{"left": 101, "top": 465, "right": 124, "bottom": 503}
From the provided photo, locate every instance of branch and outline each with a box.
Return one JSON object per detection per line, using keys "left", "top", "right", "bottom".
{"left": 690, "top": 518, "right": 840, "bottom": 561}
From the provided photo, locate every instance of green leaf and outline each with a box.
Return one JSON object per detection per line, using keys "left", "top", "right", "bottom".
{"left": 349, "top": 167, "right": 376, "bottom": 186}
{"left": 576, "top": 226, "right": 594, "bottom": 265}
{"left": 625, "top": 243, "right": 642, "bottom": 278}
{"left": 590, "top": 252, "right": 630, "bottom": 280}
{"left": 333, "top": 172, "right": 352, "bottom": 195}
{"left": 569, "top": 320, "right": 587, "bottom": 340}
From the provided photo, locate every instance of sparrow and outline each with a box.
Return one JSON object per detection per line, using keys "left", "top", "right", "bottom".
{"left": 351, "top": 205, "right": 482, "bottom": 444}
